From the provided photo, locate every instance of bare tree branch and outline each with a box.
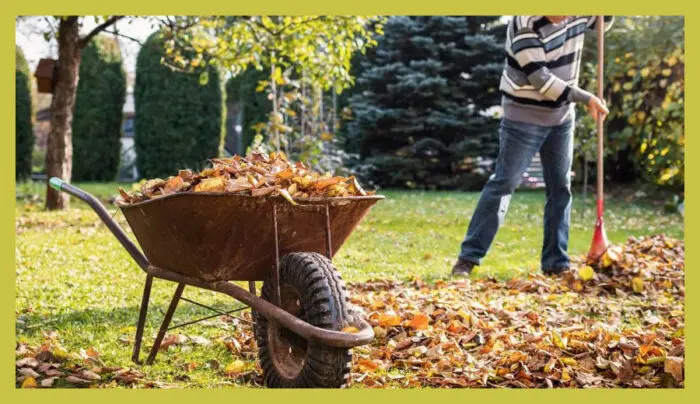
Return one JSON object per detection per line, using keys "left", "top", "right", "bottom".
{"left": 274, "top": 16, "right": 326, "bottom": 36}
{"left": 103, "top": 29, "right": 144, "bottom": 46}
{"left": 43, "top": 16, "right": 57, "bottom": 39}
{"left": 80, "top": 16, "right": 125, "bottom": 48}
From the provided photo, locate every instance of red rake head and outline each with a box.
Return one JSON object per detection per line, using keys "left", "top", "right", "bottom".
{"left": 587, "top": 198, "right": 609, "bottom": 263}
{"left": 587, "top": 219, "right": 609, "bottom": 263}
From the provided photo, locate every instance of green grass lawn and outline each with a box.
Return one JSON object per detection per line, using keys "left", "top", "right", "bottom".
{"left": 15, "top": 182, "right": 683, "bottom": 388}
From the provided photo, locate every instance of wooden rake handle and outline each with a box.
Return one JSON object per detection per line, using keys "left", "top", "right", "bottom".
{"left": 596, "top": 16, "right": 605, "bottom": 207}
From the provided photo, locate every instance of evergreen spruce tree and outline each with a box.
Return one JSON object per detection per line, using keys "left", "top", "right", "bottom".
{"left": 347, "top": 16, "right": 505, "bottom": 190}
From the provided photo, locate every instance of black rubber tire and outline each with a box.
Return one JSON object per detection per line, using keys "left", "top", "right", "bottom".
{"left": 256, "top": 252, "right": 353, "bottom": 388}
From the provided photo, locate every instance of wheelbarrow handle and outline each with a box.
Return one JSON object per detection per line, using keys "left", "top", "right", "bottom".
{"left": 49, "top": 177, "right": 149, "bottom": 270}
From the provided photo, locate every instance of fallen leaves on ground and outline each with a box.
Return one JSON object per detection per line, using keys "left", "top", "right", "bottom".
{"left": 16, "top": 235, "right": 683, "bottom": 388}
{"left": 118, "top": 151, "right": 373, "bottom": 205}
{"left": 15, "top": 335, "right": 176, "bottom": 388}
{"left": 347, "top": 235, "right": 684, "bottom": 388}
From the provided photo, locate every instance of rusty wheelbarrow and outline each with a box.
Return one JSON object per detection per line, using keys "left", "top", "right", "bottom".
{"left": 49, "top": 177, "right": 383, "bottom": 388}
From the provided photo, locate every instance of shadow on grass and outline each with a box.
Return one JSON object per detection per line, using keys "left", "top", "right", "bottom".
{"left": 17, "top": 298, "right": 250, "bottom": 341}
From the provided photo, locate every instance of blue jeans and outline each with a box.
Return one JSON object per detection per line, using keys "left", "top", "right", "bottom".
{"left": 459, "top": 118, "right": 574, "bottom": 270}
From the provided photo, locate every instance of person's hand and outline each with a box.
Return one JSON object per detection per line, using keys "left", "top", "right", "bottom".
{"left": 587, "top": 96, "right": 609, "bottom": 123}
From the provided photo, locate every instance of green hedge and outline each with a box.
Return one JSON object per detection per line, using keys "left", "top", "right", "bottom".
{"left": 15, "top": 46, "right": 33, "bottom": 181}
{"left": 134, "top": 31, "right": 225, "bottom": 179}
{"left": 72, "top": 36, "right": 127, "bottom": 181}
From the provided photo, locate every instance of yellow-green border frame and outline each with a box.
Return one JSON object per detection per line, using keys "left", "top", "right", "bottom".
{"left": 3, "top": 1, "right": 691, "bottom": 403}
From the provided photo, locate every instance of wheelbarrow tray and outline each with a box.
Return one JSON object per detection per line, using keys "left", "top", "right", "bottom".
{"left": 118, "top": 193, "right": 383, "bottom": 282}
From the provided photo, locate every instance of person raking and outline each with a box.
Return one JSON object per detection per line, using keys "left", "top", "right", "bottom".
{"left": 453, "top": 15, "right": 614, "bottom": 277}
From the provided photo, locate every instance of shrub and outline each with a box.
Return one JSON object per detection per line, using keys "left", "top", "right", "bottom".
{"left": 72, "top": 35, "right": 127, "bottom": 181}
{"left": 134, "top": 31, "right": 225, "bottom": 179}
{"left": 576, "top": 16, "right": 684, "bottom": 190}
{"left": 15, "top": 46, "right": 33, "bottom": 181}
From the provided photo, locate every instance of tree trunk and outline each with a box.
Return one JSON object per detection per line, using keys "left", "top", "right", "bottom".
{"left": 46, "top": 17, "right": 81, "bottom": 210}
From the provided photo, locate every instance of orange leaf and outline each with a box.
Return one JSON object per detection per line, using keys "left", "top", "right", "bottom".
{"left": 379, "top": 312, "right": 402, "bottom": 327}
{"left": 408, "top": 313, "right": 430, "bottom": 330}
{"left": 357, "top": 358, "right": 379, "bottom": 372}
{"left": 315, "top": 176, "right": 345, "bottom": 189}
{"left": 118, "top": 188, "right": 133, "bottom": 203}
{"left": 447, "top": 320, "right": 464, "bottom": 333}
{"left": 276, "top": 167, "right": 295, "bottom": 179}
{"left": 163, "top": 176, "right": 185, "bottom": 195}
{"left": 86, "top": 347, "right": 100, "bottom": 358}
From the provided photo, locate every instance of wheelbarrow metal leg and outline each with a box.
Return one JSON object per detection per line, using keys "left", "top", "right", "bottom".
{"left": 324, "top": 203, "right": 333, "bottom": 259}
{"left": 272, "top": 204, "right": 281, "bottom": 306}
{"left": 146, "top": 283, "right": 185, "bottom": 365}
{"left": 132, "top": 274, "right": 154, "bottom": 364}
{"left": 248, "top": 281, "right": 258, "bottom": 340}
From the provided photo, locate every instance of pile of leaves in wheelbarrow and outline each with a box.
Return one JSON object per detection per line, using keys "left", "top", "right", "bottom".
{"left": 16, "top": 235, "right": 683, "bottom": 389}
{"left": 118, "top": 151, "right": 372, "bottom": 206}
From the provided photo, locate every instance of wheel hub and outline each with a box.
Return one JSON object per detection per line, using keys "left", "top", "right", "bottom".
{"left": 267, "top": 284, "right": 308, "bottom": 380}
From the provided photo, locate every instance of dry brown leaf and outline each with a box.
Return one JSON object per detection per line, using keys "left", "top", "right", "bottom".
{"left": 226, "top": 177, "right": 253, "bottom": 192}
{"left": 16, "top": 357, "right": 38, "bottom": 368}
{"left": 159, "top": 334, "right": 188, "bottom": 350}
{"left": 18, "top": 367, "right": 40, "bottom": 378}
{"left": 664, "top": 357, "right": 683, "bottom": 381}
{"left": 251, "top": 186, "right": 278, "bottom": 197}
{"left": 65, "top": 375, "right": 92, "bottom": 385}
{"left": 113, "top": 369, "right": 144, "bottom": 384}
{"left": 178, "top": 169, "right": 195, "bottom": 182}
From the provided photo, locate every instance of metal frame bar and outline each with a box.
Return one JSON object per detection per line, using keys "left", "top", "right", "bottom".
{"left": 179, "top": 297, "right": 254, "bottom": 325}
{"left": 131, "top": 274, "right": 153, "bottom": 364}
{"left": 167, "top": 304, "right": 250, "bottom": 331}
{"left": 272, "top": 203, "right": 281, "bottom": 306}
{"left": 131, "top": 284, "right": 253, "bottom": 364}
{"left": 248, "top": 281, "right": 258, "bottom": 341}
{"left": 146, "top": 283, "right": 185, "bottom": 365}
{"left": 324, "top": 203, "right": 333, "bottom": 259}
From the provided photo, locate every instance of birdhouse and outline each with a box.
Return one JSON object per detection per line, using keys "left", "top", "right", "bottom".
{"left": 34, "top": 58, "right": 58, "bottom": 94}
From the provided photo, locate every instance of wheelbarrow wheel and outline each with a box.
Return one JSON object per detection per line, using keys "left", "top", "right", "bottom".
{"left": 256, "top": 252, "right": 354, "bottom": 388}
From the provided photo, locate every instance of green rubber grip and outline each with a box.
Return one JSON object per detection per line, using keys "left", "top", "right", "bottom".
{"left": 49, "top": 177, "right": 64, "bottom": 191}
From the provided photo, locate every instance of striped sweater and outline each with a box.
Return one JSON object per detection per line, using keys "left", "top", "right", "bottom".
{"left": 500, "top": 16, "right": 614, "bottom": 126}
